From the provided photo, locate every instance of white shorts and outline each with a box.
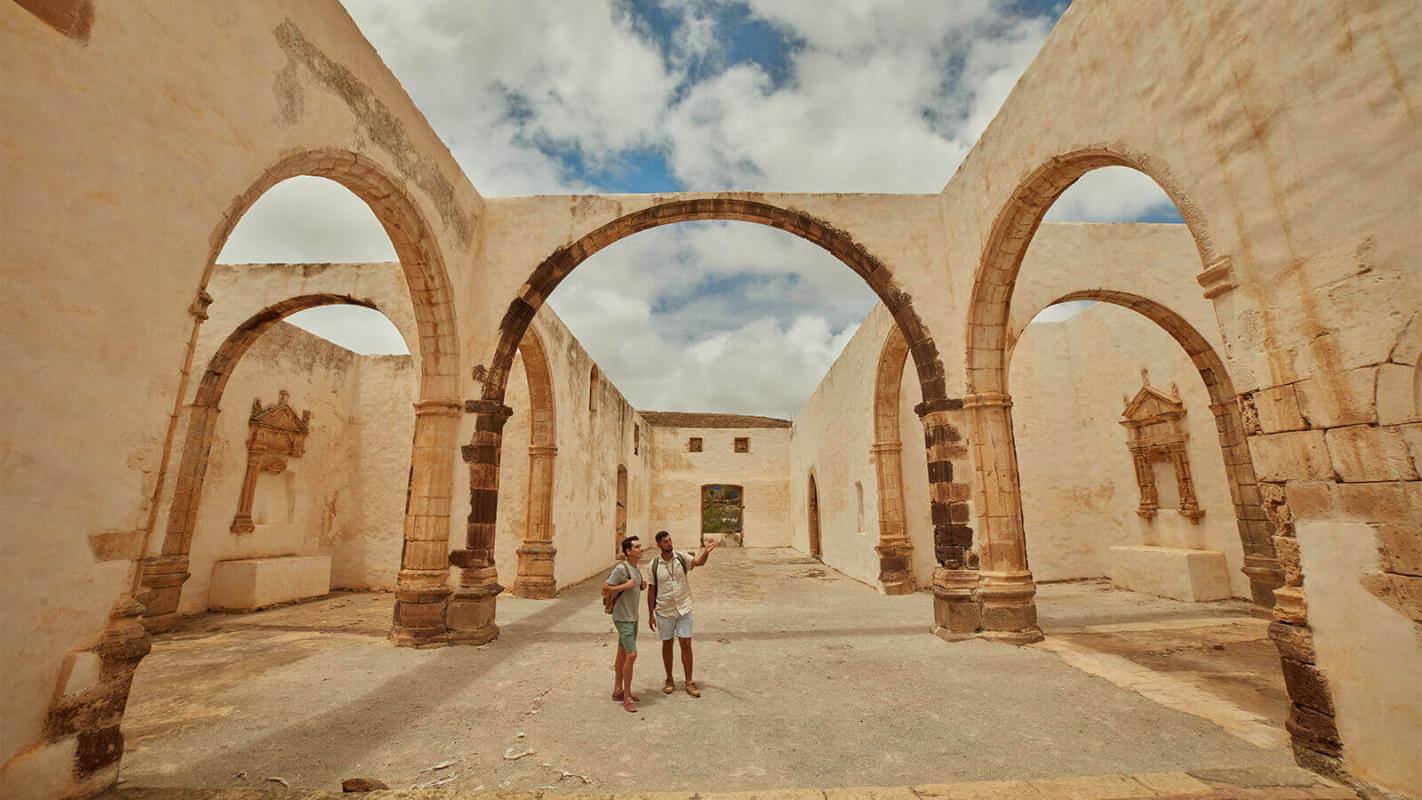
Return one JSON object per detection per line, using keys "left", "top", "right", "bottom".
{"left": 655, "top": 612, "right": 693, "bottom": 641}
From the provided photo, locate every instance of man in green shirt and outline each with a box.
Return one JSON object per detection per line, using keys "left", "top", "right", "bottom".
{"left": 603, "top": 535, "right": 645, "bottom": 713}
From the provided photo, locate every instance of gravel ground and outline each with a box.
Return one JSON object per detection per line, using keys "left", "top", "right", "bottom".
{"left": 117, "top": 548, "right": 1305, "bottom": 795}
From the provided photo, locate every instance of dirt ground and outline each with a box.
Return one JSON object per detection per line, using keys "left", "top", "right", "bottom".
{"left": 117, "top": 549, "right": 1315, "bottom": 795}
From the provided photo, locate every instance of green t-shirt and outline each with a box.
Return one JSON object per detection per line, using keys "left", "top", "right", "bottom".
{"left": 606, "top": 560, "right": 644, "bottom": 622}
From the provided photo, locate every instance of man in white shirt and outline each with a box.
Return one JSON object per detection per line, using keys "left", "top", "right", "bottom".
{"left": 646, "top": 530, "right": 718, "bottom": 697}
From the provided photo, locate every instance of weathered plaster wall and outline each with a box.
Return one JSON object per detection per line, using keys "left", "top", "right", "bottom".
{"left": 933, "top": 3, "right": 1420, "bottom": 791}
{"left": 173, "top": 323, "right": 418, "bottom": 613}
{"left": 1011, "top": 304, "right": 1248, "bottom": 597}
{"left": 790, "top": 307, "right": 895, "bottom": 587}
{"left": 647, "top": 424, "right": 792, "bottom": 548}
{"left": 524, "top": 312, "right": 652, "bottom": 590}
{"left": 3, "top": 0, "right": 1418, "bottom": 795}
{"left": 1, "top": 1, "right": 480, "bottom": 791}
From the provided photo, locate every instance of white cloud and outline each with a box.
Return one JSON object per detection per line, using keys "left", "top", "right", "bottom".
{"left": 218, "top": 177, "right": 396, "bottom": 264}
{"left": 218, "top": 2, "right": 1183, "bottom": 414}
{"left": 1044, "top": 167, "right": 1177, "bottom": 222}
{"left": 284, "top": 306, "right": 410, "bottom": 355}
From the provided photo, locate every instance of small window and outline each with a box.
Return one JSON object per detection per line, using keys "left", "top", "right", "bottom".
{"left": 734, "top": 437, "right": 749, "bottom": 453}
{"left": 634, "top": 423, "right": 640, "bottom": 455}
{"left": 589, "top": 366, "right": 599, "bottom": 414}
{"left": 689, "top": 437, "right": 703, "bottom": 452}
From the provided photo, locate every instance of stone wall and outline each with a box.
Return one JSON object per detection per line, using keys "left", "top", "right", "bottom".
{"left": 175, "top": 321, "right": 416, "bottom": 613}
{"left": 646, "top": 419, "right": 792, "bottom": 549}
{"left": 3, "top": 1, "right": 1418, "bottom": 796}
{"left": 1012, "top": 304, "right": 1248, "bottom": 598}
{"left": 494, "top": 311, "right": 653, "bottom": 593}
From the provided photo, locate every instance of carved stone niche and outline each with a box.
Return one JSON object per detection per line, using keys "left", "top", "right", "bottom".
{"left": 1120, "top": 370, "right": 1204, "bottom": 524}
{"left": 231, "top": 390, "right": 311, "bottom": 534}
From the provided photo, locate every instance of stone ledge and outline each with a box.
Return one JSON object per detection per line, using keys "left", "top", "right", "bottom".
{"left": 208, "top": 555, "right": 331, "bottom": 612}
{"left": 1108, "top": 545, "right": 1232, "bottom": 602}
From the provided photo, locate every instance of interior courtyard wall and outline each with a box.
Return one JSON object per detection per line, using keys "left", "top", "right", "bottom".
{"left": 938, "top": 2, "right": 1420, "bottom": 791}
{"left": 3, "top": 0, "right": 1418, "bottom": 796}
{"left": 142, "top": 314, "right": 421, "bottom": 615}
{"left": 647, "top": 421, "right": 792, "bottom": 548}
{"left": 0, "top": 3, "right": 480, "bottom": 793}
{"left": 790, "top": 308, "right": 894, "bottom": 586}
{"left": 527, "top": 312, "right": 653, "bottom": 589}
{"left": 1011, "top": 304, "right": 1249, "bottom": 596}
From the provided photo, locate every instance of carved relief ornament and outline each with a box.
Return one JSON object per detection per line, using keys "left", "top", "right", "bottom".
{"left": 1120, "top": 369, "right": 1203, "bottom": 523}
{"left": 230, "top": 390, "right": 311, "bottom": 533}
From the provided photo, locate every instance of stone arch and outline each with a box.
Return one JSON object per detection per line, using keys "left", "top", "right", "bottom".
{"left": 962, "top": 148, "right": 1225, "bottom": 644}
{"left": 140, "top": 150, "right": 463, "bottom": 649}
{"left": 450, "top": 199, "right": 971, "bottom": 644}
{"left": 1012, "top": 290, "right": 1282, "bottom": 606}
{"left": 509, "top": 326, "right": 559, "bottom": 599}
{"left": 962, "top": 148, "right": 1328, "bottom": 766}
{"left": 870, "top": 325, "right": 916, "bottom": 594}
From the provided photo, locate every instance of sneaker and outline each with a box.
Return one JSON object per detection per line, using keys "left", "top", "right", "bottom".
{"left": 685, "top": 680, "right": 701, "bottom": 698}
{"left": 662, "top": 678, "right": 675, "bottom": 695}
{"left": 622, "top": 697, "right": 638, "bottom": 713}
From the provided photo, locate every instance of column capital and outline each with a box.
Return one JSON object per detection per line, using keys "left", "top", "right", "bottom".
{"left": 464, "top": 399, "right": 514, "bottom": 417}
{"left": 528, "top": 445, "right": 559, "bottom": 458}
{"left": 413, "top": 399, "right": 463, "bottom": 417}
{"left": 914, "top": 396, "right": 965, "bottom": 417}
{"left": 870, "top": 440, "right": 903, "bottom": 455}
{"left": 963, "top": 392, "right": 1012, "bottom": 410}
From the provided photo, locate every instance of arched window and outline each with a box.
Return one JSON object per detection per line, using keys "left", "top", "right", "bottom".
{"left": 589, "top": 365, "right": 600, "bottom": 414}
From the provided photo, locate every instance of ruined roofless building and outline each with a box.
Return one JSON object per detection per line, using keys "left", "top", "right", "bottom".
{"left": 1, "top": 1, "right": 1419, "bottom": 798}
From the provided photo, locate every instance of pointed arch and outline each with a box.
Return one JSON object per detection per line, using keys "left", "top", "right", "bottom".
{"left": 510, "top": 325, "right": 559, "bottom": 598}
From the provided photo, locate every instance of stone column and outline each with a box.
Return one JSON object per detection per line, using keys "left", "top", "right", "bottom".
{"left": 963, "top": 392, "right": 1041, "bottom": 644}
{"left": 445, "top": 399, "right": 509, "bottom": 646}
{"left": 228, "top": 452, "right": 262, "bottom": 534}
{"left": 870, "top": 440, "right": 915, "bottom": 595}
{"left": 140, "top": 404, "right": 221, "bottom": 633}
{"left": 390, "top": 399, "right": 461, "bottom": 647}
{"left": 919, "top": 401, "right": 982, "bottom": 640}
{"left": 512, "top": 444, "right": 558, "bottom": 599}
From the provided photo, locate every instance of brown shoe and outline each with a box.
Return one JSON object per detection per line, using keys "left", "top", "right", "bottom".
{"left": 622, "top": 697, "right": 638, "bottom": 713}
{"left": 685, "top": 680, "right": 701, "bottom": 698}
{"left": 662, "top": 678, "right": 675, "bottom": 695}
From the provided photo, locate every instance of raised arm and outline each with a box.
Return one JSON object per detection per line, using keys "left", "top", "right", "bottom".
{"left": 692, "top": 538, "right": 720, "bottom": 567}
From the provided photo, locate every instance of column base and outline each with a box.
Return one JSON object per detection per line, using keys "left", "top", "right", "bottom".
{"left": 510, "top": 578, "right": 558, "bottom": 599}
{"left": 932, "top": 567, "right": 981, "bottom": 640}
{"left": 876, "top": 540, "right": 916, "bottom": 596}
{"left": 446, "top": 569, "right": 502, "bottom": 646}
{"left": 1242, "top": 555, "right": 1284, "bottom": 608}
{"left": 389, "top": 584, "right": 452, "bottom": 648}
{"left": 511, "top": 542, "right": 558, "bottom": 599}
{"left": 139, "top": 555, "right": 190, "bottom": 634}
{"left": 978, "top": 569, "right": 1042, "bottom": 645}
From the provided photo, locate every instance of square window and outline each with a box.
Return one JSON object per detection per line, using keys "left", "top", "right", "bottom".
{"left": 689, "top": 437, "right": 703, "bottom": 452}
{"left": 734, "top": 437, "right": 749, "bottom": 453}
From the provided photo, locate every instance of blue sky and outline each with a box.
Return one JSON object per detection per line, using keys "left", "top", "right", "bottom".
{"left": 221, "top": 0, "right": 1181, "bottom": 418}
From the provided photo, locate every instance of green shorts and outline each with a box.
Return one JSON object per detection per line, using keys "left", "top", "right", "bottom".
{"left": 614, "top": 620, "right": 638, "bottom": 653}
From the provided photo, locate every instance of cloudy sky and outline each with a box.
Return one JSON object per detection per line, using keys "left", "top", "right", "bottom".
{"left": 219, "top": 0, "right": 1180, "bottom": 418}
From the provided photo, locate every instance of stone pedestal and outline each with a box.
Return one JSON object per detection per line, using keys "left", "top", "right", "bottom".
{"left": 139, "top": 555, "right": 191, "bottom": 633}
{"left": 511, "top": 541, "right": 558, "bottom": 599}
{"left": 446, "top": 566, "right": 502, "bottom": 645}
{"left": 875, "top": 539, "right": 916, "bottom": 595}
{"left": 208, "top": 555, "right": 330, "bottom": 611}
{"left": 932, "top": 567, "right": 981, "bottom": 641}
{"left": 390, "top": 581, "right": 452, "bottom": 647}
{"left": 1108, "top": 545, "right": 1232, "bottom": 602}
{"left": 978, "top": 569, "right": 1042, "bottom": 644}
